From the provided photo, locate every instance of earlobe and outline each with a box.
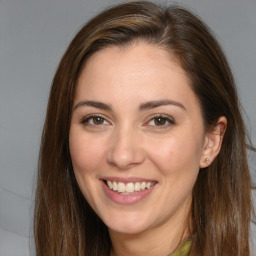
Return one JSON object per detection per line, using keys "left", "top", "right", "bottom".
{"left": 200, "top": 116, "right": 227, "bottom": 168}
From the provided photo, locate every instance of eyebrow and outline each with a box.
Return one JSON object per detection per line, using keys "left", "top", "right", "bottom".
{"left": 139, "top": 99, "right": 186, "bottom": 111}
{"left": 74, "top": 101, "right": 112, "bottom": 111}
{"left": 73, "top": 99, "right": 186, "bottom": 111}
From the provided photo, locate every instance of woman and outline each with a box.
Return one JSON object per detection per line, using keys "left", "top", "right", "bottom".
{"left": 34, "top": 1, "right": 255, "bottom": 255}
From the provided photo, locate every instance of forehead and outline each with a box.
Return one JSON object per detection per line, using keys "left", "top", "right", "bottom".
{"left": 75, "top": 42, "right": 199, "bottom": 111}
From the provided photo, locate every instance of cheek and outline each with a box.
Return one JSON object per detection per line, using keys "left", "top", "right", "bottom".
{"left": 69, "top": 130, "right": 106, "bottom": 207}
{"left": 146, "top": 131, "right": 203, "bottom": 176}
{"left": 69, "top": 130, "right": 104, "bottom": 174}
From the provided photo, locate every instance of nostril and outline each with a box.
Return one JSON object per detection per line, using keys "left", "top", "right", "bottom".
{"left": 106, "top": 144, "right": 146, "bottom": 170}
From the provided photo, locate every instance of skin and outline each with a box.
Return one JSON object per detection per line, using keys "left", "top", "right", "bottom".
{"left": 69, "top": 41, "right": 226, "bottom": 256}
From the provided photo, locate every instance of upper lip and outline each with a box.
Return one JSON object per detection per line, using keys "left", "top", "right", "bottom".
{"left": 101, "top": 176, "right": 157, "bottom": 184}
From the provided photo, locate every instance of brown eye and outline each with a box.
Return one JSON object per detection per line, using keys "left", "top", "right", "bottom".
{"left": 146, "top": 115, "right": 175, "bottom": 128}
{"left": 153, "top": 117, "right": 167, "bottom": 126}
{"left": 81, "top": 115, "right": 109, "bottom": 126}
{"left": 92, "top": 116, "right": 104, "bottom": 124}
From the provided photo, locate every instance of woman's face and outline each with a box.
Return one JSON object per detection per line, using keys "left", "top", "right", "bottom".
{"left": 69, "top": 42, "right": 208, "bottom": 236}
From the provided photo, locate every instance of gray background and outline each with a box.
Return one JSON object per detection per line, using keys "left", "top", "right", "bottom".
{"left": 0, "top": 0, "right": 255, "bottom": 255}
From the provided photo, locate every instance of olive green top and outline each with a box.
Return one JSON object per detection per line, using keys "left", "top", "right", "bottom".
{"left": 169, "top": 239, "right": 192, "bottom": 256}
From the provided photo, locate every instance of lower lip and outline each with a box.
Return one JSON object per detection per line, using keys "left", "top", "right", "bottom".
{"left": 101, "top": 181, "right": 156, "bottom": 205}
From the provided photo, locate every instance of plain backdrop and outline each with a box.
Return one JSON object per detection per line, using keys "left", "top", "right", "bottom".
{"left": 0, "top": 0, "right": 255, "bottom": 255}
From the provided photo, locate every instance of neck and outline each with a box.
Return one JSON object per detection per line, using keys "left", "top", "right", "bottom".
{"left": 109, "top": 212, "right": 191, "bottom": 256}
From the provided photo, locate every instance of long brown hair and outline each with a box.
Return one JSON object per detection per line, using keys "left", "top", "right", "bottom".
{"left": 34, "top": 1, "right": 254, "bottom": 255}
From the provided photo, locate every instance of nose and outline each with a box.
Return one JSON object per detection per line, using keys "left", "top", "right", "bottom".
{"left": 107, "top": 126, "right": 146, "bottom": 170}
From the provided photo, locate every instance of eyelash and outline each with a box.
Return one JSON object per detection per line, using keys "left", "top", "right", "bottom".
{"left": 145, "top": 114, "right": 175, "bottom": 128}
{"left": 80, "top": 114, "right": 110, "bottom": 126}
{"left": 80, "top": 114, "right": 175, "bottom": 128}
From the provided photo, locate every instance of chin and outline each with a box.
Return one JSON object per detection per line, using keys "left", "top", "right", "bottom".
{"left": 108, "top": 223, "right": 147, "bottom": 235}
{"left": 102, "top": 211, "right": 153, "bottom": 235}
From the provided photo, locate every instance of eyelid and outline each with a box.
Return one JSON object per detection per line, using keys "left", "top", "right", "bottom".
{"left": 80, "top": 114, "right": 111, "bottom": 126}
{"left": 79, "top": 113, "right": 175, "bottom": 128}
{"left": 144, "top": 114, "right": 175, "bottom": 128}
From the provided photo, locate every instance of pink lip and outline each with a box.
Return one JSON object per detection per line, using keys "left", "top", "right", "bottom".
{"left": 101, "top": 180, "right": 157, "bottom": 205}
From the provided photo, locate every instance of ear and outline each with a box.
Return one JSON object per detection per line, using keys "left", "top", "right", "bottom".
{"left": 200, "top": 116, "right": 227, "bottom": 168}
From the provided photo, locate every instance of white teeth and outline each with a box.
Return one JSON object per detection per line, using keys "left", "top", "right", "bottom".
{"left": 117, "top": 182, "right": 126, "bottom": 193}
{"left": 134, "top": 182, "right": 141, "bottom": 191}
{"left": 113, "top": 181, "right": 118, "bottom": 191}
{"left": 107, "top": 180, "right": 113, "bottom": 189}
{"left": 146, "top": 182, "right": 151, "bottom": 189}
{"left": 106, "top": 180, "right": 155, "bottom": 193}
{"left": 126, "top": 182, "right": 134, "bottom": 193}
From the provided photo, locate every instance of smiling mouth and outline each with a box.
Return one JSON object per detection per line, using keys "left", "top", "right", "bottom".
{"left": 104, "top": 180, "right": 156, "bottom": 194}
